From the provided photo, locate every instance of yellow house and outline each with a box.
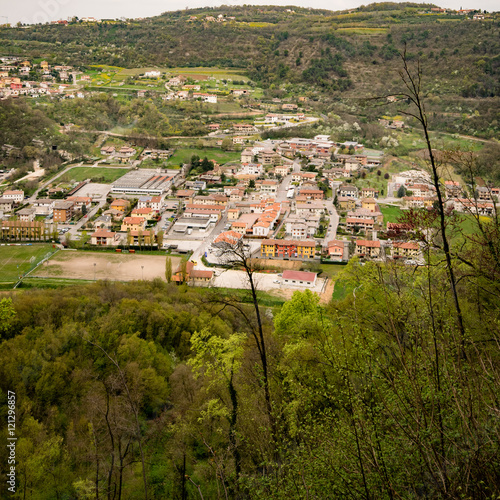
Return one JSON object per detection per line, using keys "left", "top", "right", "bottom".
{"left": 361, "top": 198, "right": 379, "bottom": 213}
{"left": 261, "top": 240, "right": 277, "bottom": 258}
{"left": 338, "top": 197, "right": 356, "bottom": 211}
{"left": 110, "top": 199, "right": 130, "bottom": 212}
{"left": 227, "top": 209, "right": 240, "bottom": 221}
{"left": 131, "top": 208, "right": 154, "bottom": 220}
{"left": 40, "top": 61, "right": 49, "bottom": 70}
{"left": 121, "top": 217, "right": 146, "bottom": 232}
{"left": 297, "top": 242, "right": 316, "bottom": 259}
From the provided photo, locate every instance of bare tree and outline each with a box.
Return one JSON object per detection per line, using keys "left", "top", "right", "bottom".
{"left": 212, "top": 238, "right": 275, "bottom": 436}
{"left": 395, "top": 49, "right": 466, "bottom": 348}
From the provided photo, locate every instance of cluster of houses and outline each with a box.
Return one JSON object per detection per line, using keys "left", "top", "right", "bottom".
{"left": 0, "top": 57, "right": 89, "bottom": 99}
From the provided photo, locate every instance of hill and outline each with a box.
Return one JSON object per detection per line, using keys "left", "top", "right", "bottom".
{"left": 0, "top": 4, "right": 498, "bottom": 98}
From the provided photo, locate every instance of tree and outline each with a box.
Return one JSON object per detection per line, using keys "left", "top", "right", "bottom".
{"left": 396, "top": 185, "right": 406, "bottom": 198}
{"left": 188, "top": 328, "right": 246, "bottom": 487}
{"left": 0, "top": 298, "right": 16, "bottom": 339}
{"left": 165, "top": 256, "right": 172, "bottom": 283}
{"left": 156, "top": 230, "right": 164, "bottom": 250}
{"left": 397, "top": 48, "right": 465, "bottom": 343}
{"left": 221, "top": 138, "right": 232, "bottom": 151}
{"left": 213, "top": 239, "right": 275, "bottom": 440}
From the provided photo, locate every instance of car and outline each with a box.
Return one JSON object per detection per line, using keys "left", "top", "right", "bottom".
{"left": 273, "top": 280, "right": 280, "bottom": 284}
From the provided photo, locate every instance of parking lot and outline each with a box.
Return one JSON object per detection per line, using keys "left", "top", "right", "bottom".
{"left": 212, "top": 269, "right": 327, "bottom": 294}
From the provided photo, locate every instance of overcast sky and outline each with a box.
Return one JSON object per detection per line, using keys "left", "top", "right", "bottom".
{"left": 2, "top": 0, "right": 495, "bottom": 25}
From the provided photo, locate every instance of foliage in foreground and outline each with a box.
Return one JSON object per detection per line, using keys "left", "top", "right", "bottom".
{"left": 0, "top": 210, "right": 499, "bottom": 499}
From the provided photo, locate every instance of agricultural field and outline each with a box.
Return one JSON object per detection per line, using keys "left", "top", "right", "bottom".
{"left": 87, "top": 65, "right": 250, "bottom": 83}
{"left": 0, "top": 243, "right": 57, "bottom": 286}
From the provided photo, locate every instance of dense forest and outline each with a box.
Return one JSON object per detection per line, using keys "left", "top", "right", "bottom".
{"left": 0, "top": 197, "right": 499, "bottom": 498}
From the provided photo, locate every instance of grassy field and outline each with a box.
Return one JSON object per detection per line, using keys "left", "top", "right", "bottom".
{"left": 63, "top": 167, "right": 130, "bottom": 183}
{"left": 167, "top": 148, "right": 241, "bottom": 166}
{"left": 319, "top": 263, "right": 347, "bottom": 279}
{"left": 396, "top": 129, "right": 484, "bottom": 153}
{"left": 379, "top": 204, "right": 403, "bottom": 224}
{"left": 331, "top": 279, "right": 353, "bottom": 301}
{"left": 0, "top": 244, "right": 57, "bottom": 284}
{"left": 337, "top": 27, "right": 388, "bottom": 34}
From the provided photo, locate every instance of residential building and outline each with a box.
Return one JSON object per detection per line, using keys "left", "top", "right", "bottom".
{"left": 121, "top": 217, "right": 146, "bottom": 232}
{"left": 17, "top": 208, "right": 36, "bottom": 222}
{"left": 131, "top": 207, "right": 155, "bottom": 220}
{"left": 260, "top": 239, "right": 317, "bottom": 259}
{"left": 53, "top": 201, "right": 75, "bottom": 222}
{"left": 327, "top": 240, "right": 346, "bottom": 261}
{"left": 91, "top": 229, "right": 119, "bottom": 246}
{"left": 361, "top": 198, "right": 379, "bottom": 213}
{"left": 299, "top": 189, "right": 324, "bottom": 200}
{"left": 391, "top": 241, "right": 421, "bottom": 259}
{"left": 355, "top": 239, "right": 382, "bottom": 258}
{"left": 360, "top": 187, "right": 379, "bottom": 198}
{"left": 337, "top": 197, "right": 356, "bottom": 211}
{"left": 296, "top": 201, "right": 324, "bottom": 217}
{"left": 346, "top": 217, "right": 375, "bottom": 232}
{"left": 1, "top": 220, "right": 49, "bottom": 241}
{"left": 282, "top": 270, "right": 317, "bottom": 288}
{"left": 110, "top": 199, "right": 130, "bottom": 212}
{"left": 2, "top": 190, "right": 24, "bottom": 203}
{"left": 338, "top": 185, "right": 358, "bottom": 198}
{"left": 0, "top": 198, "right": 14, "bottom": 212}
{"left": 32, "top": 199, "right": 55, "bottom": 216}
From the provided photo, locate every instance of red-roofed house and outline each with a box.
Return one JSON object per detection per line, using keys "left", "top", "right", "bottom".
{"left": 282, "top": 270, "right": 317, "bottom": 288}
{"left": 327, "top": 240, "right": 346, "bottom": 261}
{"left": 355, "top": 239, "right": 382, "bottom": 258}
{"left": 391, "top": 241, "right": 421, "bottom": 259}
{"left": 172, "top": 261, "right": 213, "bottom": 285}
{"left": 121, "top": 217, "right": 146, "bottom": 232}
{"left": 214, "top": 231, "right": 243, "bottom": 247}
{"left": 91, "top": 229, "right": 119, "bottom": 246}
{"left": 131, "top": 207, "right": 155, "bottom": 220}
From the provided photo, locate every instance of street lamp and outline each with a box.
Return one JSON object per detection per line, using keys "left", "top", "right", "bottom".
{"left": 94, "top": 262, "right": 96, "bottom": 281}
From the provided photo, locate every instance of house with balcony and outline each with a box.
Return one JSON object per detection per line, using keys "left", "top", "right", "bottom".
{"left": 91, "top": 229, "right": 120, "bottom": 246}
{"left": 355, "top": 239, "right": 382, "bottom": 259}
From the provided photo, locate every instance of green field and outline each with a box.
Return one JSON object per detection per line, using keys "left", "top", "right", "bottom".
{"left": 63, "top": 167, "right": 130, "bottom": 183}
{"left": 319, "top": 263, "right": 347, "bottom": 279}
{"left": 89, "top": 66, "right": 250, "bottom": 82}
{"left": 0, "top": 244, "right": 57, "bottom": 284}
{"left": 167, "top": 148, "right": 241, "bottom": 166}
{"left": 379, "top": 204, "right": 403, "bottom": 224}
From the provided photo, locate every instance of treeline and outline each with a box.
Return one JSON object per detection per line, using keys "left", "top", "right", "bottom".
{"left": 1, "top": 197, "right": 500, "bottom": 498}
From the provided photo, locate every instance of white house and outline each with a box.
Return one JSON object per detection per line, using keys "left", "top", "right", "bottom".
{"left": 282, "top": 270, "right": 317, "bottom": 288}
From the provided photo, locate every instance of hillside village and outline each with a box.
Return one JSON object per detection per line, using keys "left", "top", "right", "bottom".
{"left": 1, "top": 52, "right": 498, "bottom": 290}
{"left": 1, "top": 4, "right": 500, "bottom": 499}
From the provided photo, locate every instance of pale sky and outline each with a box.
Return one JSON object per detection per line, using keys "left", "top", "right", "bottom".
{"left": 1, "top": 0, "right": 495, "bottom": 25}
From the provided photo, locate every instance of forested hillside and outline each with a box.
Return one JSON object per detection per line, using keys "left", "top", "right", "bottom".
{"left": 1, "top": 4, "right": 498, "bottom": 97}
{"left": 0, "top": 211, "right": 499, "bottom": 498}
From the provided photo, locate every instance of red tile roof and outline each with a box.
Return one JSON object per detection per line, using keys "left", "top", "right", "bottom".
{"left": 282, "top": 270, "right": 317, "bottom": 282}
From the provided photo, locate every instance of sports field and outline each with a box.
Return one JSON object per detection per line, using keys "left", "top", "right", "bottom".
{"left": 35, "top": 251, "right": 182, "bottom": 282}
{"left": 0, "top": 244, "right": 56, "bottom": 284}
{"left": 63, "top": 167, "right": 130, "bottom": 183}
